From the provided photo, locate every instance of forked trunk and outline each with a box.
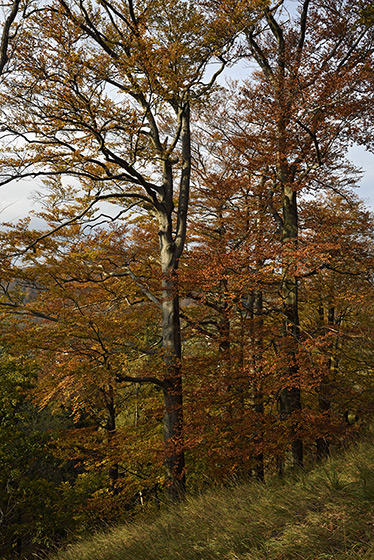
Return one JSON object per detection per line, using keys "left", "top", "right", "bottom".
{"left": 156, "top": 103, "right": 190, "bottom": 500}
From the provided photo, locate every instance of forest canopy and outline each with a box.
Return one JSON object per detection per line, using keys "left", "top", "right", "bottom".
{"left": 0, "top": 0, "right": 373, "bottom": 557}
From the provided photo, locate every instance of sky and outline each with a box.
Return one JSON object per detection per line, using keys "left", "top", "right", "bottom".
{"left": 348, "top": 145, "right": 374, "bottom": 209}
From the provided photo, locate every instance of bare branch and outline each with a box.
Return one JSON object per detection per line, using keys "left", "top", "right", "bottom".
{"left": 296, "top": 119, "right": 322, "bottom": 165}
{"left": 297, "top": 0, "right": 311, "bottom": 60}
{"left": 0, "top": 0, "right": 20, "bottom": 74}
{"left": 245, "top": 28, "right": 275, "bottom": 85}
{"left": 0, "top": 301, "right": 58, "bottom": 322}
{"left": 125, "top": 267, "right": 161, "bottom": 307}
{"left": 18, "top": 198, "right": 98, "bottom": 254}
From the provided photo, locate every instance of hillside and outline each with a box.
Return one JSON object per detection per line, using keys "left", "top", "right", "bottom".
{"left": 49, "top": 434, "right": 374, "bottom": 560}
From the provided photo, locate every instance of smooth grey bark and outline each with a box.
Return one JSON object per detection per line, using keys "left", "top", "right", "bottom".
{"left": 159, "top": 257, "right": 185, "bottom": 498}
{"left": 155, "top": 103, "right": 191, "bottom": 499}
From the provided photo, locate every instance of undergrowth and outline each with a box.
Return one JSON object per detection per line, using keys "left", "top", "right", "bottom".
{"left": 48, "top": 435, "right": 374, "bottom": 560}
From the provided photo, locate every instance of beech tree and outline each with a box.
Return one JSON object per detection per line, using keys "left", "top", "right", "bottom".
{"left": 0, "top": 0, "right": 269, "bottom": 499}
{"left": 181, "top": 139, "right": 278, "bottom": 480}
{"left": 300, "top": 192, "right": 374, "bottom": 448}
{"left": 197, "top": 0, "right": 374, "bottom": 468}
{"left": 0, "top": 0, "right": 374, "bottom": 511}
{"left": 0, "top": 219, "right": 171, "bottom": 506}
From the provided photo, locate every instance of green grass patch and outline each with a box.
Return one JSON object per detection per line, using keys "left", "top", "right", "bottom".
{"left": 49, "top": 436, "right": 374, "bottom": 560}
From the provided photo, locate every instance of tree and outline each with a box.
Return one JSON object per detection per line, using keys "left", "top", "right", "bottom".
{"left": 0, "top": 0, "right": 373, "bottom": 509}
{"left": 0, "top": 353, "right": 81, "bottom": 558}
{"left": 299, "top": 192, "right": 374, "bottom": 453}
{"left": 0, "top": 221, "right": 168, "bottom": 505}
{"left": 0, "top": 0, "right": 266, "bottom": 499}
{"left": 182, "top": 143, "right": 278, "bottom": 480}
{"left": 216, "top": 0, "right": 374, "bottom": 468}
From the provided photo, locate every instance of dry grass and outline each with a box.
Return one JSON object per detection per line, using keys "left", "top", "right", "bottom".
{"left": 49, "top": 435, "right": 374, "bottom": 560}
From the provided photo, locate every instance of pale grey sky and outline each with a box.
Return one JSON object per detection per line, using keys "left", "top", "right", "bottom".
{"left": 348, "top": 145, "right": 374, "bottom": 209}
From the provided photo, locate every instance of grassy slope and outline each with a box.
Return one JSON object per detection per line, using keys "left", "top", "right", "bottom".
{"left": 50, "top": 435, "right": 374, "bottom": 560}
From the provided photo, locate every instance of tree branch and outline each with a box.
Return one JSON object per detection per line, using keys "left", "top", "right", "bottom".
{"left": 0, "top": 0, "right": 20, "bottom": 74}
{"left": 116, "top": 373, "right": 165, "bottom": 388}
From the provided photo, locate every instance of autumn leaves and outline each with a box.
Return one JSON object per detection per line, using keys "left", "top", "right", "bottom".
{"left": 0, "top": 0, "right": 373, "bottom": 509}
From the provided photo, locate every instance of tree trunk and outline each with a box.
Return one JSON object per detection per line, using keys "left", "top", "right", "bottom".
{"left": 160, "top": 267, "right": 186, "bottom": 500}
{"left": 105, "top": 385, "right": 119, "bottom": 492}
{"left": 279, "top": 183, "right": 303, "bottom": 469}
{"left": 156, "top": 103, "right": 190, "bottom": 501}
{"left": 316, "top": 303, "right": 340, "bottom": 458}
{"left": 253, "top": 288, "right": 265, "bottom": 481}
